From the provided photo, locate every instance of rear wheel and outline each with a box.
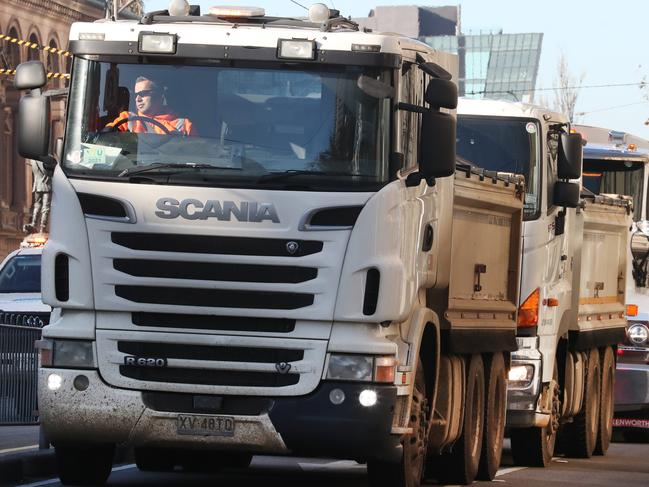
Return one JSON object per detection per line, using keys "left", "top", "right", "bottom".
{"left": 477, "top": 352, "right": 506, "bottom": 480}
{"left": 435, "top": 354, "right": 485, "bottom": 485}
{"left": 561, "top": 347, "right": 601, "bottom": 458}
{"left": 367, "top": 359, "right": 428, "bottom": 487}
{"left": 594, "top": 346, "right": 615, "bottom": 455}
{"left": 56, "top": 443, "right": 115, "bottom": 486}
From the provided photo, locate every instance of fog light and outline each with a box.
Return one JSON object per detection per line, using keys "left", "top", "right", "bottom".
{"left": 329, "top": 388, "right": 345, "bottom": 405}
{"left": 359, "top": 389, "right": 377, "bottom": 407}
{"left": 277, "top": 39, "right": 316, "bottom": 60}
{"left": 47, "top": 373, "right": 62, "bottom": 391}
{"left": 139, "top": 33, "right": 177, "bottom": 54}
{"left": 73, "top": 375, "right": 89, "bottom": 391}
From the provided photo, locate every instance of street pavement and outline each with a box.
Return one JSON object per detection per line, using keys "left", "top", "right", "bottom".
{"left": 0, "top": 427, "right": 39, "bottom": 453}
{"left": 8, "top": 440, "right": 649, "bottom": 487}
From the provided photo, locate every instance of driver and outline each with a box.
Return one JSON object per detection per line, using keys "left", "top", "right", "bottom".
{"left": 106, "top": 76, "right": 197, "bottom": 135}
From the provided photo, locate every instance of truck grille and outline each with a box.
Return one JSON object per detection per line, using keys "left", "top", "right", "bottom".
{"left": 131, "top": 313, "right": 296, "bottom": 333}
{"left": 0, "top": 312, "right": 49, "bottom": 328}
{"left": 111, "top": 232, "right": 323, "bottom": 257}
{"left": 120, "top": 366, "right": 299, "bottom": 387}
{"left": 115, "top": 285, "right": 314, "bottom": 309}
{"left": 98, "top": 330, "right": 326, "bottom": 396}
{"left": 114, "top": 259, "right": 317, "bottom": 284}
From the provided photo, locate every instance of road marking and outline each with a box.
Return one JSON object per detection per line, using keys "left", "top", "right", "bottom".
{"left": 18, "top": 463, "right": 136, "bottom": 486}
{"left": 496, "top": 466, "right": 528, "bottom": 476}
{"left": 298, "top": 460, "right": 365, "bottom": 472}
{"left": 0, "top": 444, "right": 38, "bottom": 455}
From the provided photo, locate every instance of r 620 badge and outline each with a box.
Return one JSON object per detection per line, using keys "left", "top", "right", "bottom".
{"left": 123, "top": 356, "right": 167, "bottom": 367}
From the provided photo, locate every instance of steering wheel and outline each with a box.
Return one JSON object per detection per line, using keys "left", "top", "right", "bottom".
{"left": 104, "top": 115, "right": 172, "bottom": 134}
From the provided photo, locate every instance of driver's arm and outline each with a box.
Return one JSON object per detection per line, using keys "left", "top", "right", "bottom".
{"left": 105, "top": 111, "right": 132, "bottom": 132}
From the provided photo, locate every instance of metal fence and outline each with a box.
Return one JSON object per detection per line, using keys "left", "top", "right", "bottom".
{"left": 0, "top": 322, "right": 42, "bottom": 424}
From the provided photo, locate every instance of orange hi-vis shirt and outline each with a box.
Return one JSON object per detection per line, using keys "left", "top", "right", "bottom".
{"left": 107, "top": 111, "right": 197, "bottom": 135}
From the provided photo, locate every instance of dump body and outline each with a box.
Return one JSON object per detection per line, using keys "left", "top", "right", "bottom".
{"left": 442, "top": 167, "right": 523, "bottom": 347}
{"left": 576, "top": 195, "right": 631, "bottom": 340}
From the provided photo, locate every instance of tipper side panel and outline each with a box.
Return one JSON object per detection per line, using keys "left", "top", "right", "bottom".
{"left": 445, "top": 170, "right": 524, "bottom": 332}
{"left": 576, "top": 196, "right": 632, "bottom": 331}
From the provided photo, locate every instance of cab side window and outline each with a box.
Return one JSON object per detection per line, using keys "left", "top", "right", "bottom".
{"left": 546, "top": 131, "right": 559, "bottom": 211}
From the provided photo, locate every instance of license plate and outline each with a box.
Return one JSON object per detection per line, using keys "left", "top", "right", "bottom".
{"left": 177, "top": 414, "right": 235, "bottom": 437}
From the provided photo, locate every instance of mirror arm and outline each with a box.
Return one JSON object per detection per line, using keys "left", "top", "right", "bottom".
{"left": 397, "top": 102, "right": 427, "bottom": 114}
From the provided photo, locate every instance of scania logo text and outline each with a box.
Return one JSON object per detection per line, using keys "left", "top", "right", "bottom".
{"left": 155, "top": 198, "right": 280, "bottom": 223}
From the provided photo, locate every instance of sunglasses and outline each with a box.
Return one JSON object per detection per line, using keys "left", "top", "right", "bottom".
{"left": 134, "top": 89, "right": 158, "bottom": 98}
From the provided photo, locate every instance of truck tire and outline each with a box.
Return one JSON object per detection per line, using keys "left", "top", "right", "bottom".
{"left": 477, "top": 352, "right": 506, "bottom": 480}
{"left": 135, "top": 447, "right": 176, "bottom": 472}
{"left": 594, "top": 346, "right": 615, "bottom": 455}
{"left": 511, "top": 366, "right": 560, "bottom": 467}
{"left": 56, "top": 443, "right": 115, "bottom": 486}
{"left": 561, "top": 347, "right": 601, "bottom": 458}
{"left": 367, "top": 358, "right": 428, "bottom": 487}
{"left": 435, "top": 354, "right": 485, "bottom": 484}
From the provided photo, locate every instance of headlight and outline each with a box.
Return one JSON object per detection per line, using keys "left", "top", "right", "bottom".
{"left": 628, "top": 324, "right": 649, "bottom": 346}
{"left": 52, "top": 340, "right": 95, "bottom": 368}
{"left": 139, "top": 32, "right": 177, "bottom": 54}
{"left": 326, "top": 354, "right": 398, "bottom": 383}
{"left": 327, "top": 354, "right": 373, "bottom": 382}
{"left": 277, "top": 39, "right": 316, "bottom": 60}
{"left": 508, "top": 364, "right": 534, "bottom": 388}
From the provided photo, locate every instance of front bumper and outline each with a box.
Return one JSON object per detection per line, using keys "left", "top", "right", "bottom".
{"left": 38, "top": 369, "right": 400, "bottom": 462}
{"left": 506, "top": 344, "right": 543, "bottom": 428}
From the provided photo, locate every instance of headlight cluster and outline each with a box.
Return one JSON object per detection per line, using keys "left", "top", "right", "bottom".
{"left": 36, "top": 339, "right": 95, "bottom": 368}
{"left": 326, "top": 354, "right": 397, "bottom": 383}
{"left": 627, "top": 323, "right": 649, "bottom": 346}
{"left": 508, "top": 364, "right": 535, "bottom": 388}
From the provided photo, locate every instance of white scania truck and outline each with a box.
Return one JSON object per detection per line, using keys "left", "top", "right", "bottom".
{"left": 457, "top": 99, "right": 632, "bottom": 466}
{"left": 16, "top": 4, "right": 538, "bottom": 486}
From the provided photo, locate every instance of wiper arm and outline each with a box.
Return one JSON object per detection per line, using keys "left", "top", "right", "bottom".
{"left": 257, "top": 169, "right": 358, "bottom": 183}
{"left": 118, "top": 162, "right": 214, "bottom": 177}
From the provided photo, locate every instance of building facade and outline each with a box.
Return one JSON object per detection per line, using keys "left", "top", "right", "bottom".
{"left": 422, "top": 32, "right": 543, "bottom": 103}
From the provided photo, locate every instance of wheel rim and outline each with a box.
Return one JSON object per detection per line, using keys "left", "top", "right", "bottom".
{"left": 405, "top": 385, "right": 429, "bottom": 484}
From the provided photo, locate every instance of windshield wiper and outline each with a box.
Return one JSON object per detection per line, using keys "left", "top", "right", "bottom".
{"left": 257, "top": 169, "right": 364, "bottom": 183}
{"left": 118, "top": 163, "right": 215, "bottom": 177}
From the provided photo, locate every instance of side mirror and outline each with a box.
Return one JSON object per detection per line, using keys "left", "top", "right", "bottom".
{"left": 424, "top": 78, "right": 458, "bottom": 110}
{"left": 14, "top": 61, "right": 47, "bottom": 90}
{"left": 554, "top": 181, "right": 580, "bottom": 208}
{"left": 15, "top": 62, "right": 51, "bottom": 160}
{"left": 558, "top": 133, "right": 583, "bottom": 179}
{"left": 419, "top": 110, "right": 456, "bottom": 179}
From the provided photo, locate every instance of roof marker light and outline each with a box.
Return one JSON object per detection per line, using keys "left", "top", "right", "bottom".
{"left": 168, "top": 0, "right": 190, "bottom": 16}
{"left": 308, "top": 3, "right": 330, "bottom": 23}
{"left": 209, "top": 6, "right": 265, "bottom": 17}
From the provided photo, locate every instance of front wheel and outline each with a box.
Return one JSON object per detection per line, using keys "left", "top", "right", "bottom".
{"left": 56, "top": 443, "right": 115, "bottom": 486}
{"left": 367, "top": 358, "right": 428, "bottom": 487}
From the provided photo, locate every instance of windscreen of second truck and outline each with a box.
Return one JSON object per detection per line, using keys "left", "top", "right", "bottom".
{"left": 582, "top": 159, "right": 645, "bottom": 219}
{"left": 457, "top": 116, "right": 540, "bottom": 219}
{"left": 62, "top": 58, "right": 391, "bottom": 191}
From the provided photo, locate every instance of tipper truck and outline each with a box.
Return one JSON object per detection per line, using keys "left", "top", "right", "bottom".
{"left": 575, "top": 125, "right": 649, "bottom": 436}
{"left": 16, "top": 3, "right": 530, "bottom": 486}
{"left": 457, "top": 99, "right": 632, "bottom": 467}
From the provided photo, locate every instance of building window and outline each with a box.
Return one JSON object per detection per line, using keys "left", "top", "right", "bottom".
{"left": 47, "top": 39, "right": 60, "bottom": 87}
{"left": 0, "top": 27, "right": 22, "bottom": 69}
{"left": 27, "top": 33, "right": 40, "bottom": 62}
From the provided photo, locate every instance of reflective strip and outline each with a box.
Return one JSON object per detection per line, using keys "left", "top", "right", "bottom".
{"left": 175, "top": 118, "right": 186, "bottom": 133}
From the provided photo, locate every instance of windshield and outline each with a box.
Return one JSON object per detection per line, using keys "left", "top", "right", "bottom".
{"left": 583, "top": 159, "right": 645, "bottom": 220}
{"left": 0, "top": 255, "right": 41, "bottom": 293}
{"left": 63, "top": 58, "right": 390, "bottom": 191}
{"left": 457, "top": 116, "right": 540, "bottom": 219}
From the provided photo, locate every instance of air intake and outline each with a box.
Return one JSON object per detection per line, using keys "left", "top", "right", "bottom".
{"left": 54, "top": 254, "right": 69, "bottom": 302}
{"left": 77, "top": 193, "right": 128, "bottom": 219}
{"left": 308, "top": 206, "right": 363, "bottom": 227}
{"left": 363, "top": 268, "right": 380, "bottom": 315}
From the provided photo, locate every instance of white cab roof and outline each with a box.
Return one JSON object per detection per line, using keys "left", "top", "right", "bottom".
{"left": 457, "top": 97, "right": 568, "bottom": 124}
